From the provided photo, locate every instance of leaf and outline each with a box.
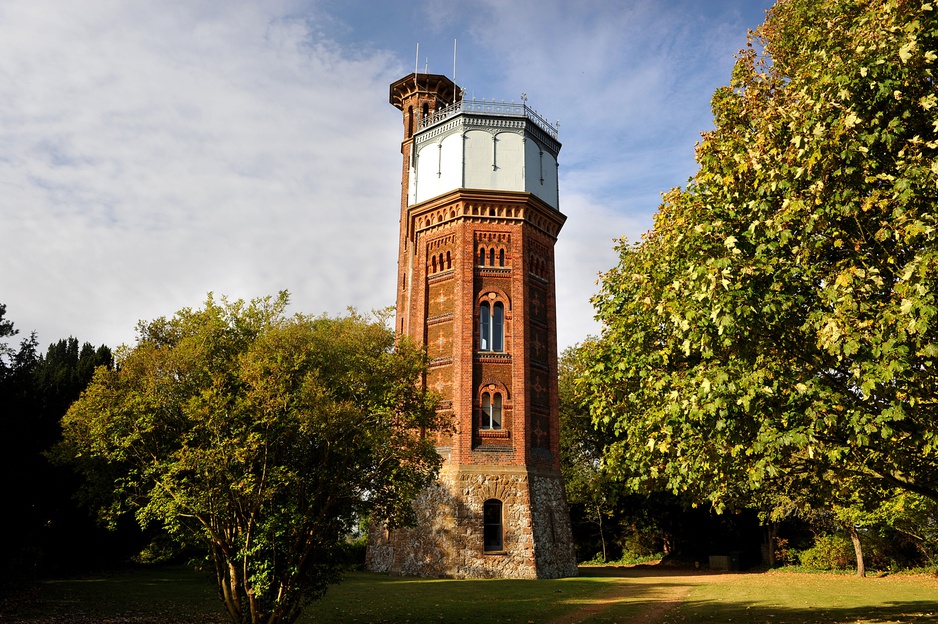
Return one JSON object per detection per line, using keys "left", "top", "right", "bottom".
{"left": 899, "top": 41, "right": 915, "bottom": 63}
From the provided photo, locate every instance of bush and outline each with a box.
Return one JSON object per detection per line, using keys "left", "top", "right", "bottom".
{"left": 796, "top": 534, "right": 855, "bottom": 570}
{"left": 618, "top": 531, "right": 661, "bottom": 561}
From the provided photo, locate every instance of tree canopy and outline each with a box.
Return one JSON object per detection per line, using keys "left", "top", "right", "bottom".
{"left": 584, "top": 0, "right": 938, "bottom": 512}
{"left": 56, "top": 293, "right": 444, "bottom": 624}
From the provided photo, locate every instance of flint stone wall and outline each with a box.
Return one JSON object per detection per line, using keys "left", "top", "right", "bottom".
{"left": 367, "top": 467, "right": 577, "bottom": 579}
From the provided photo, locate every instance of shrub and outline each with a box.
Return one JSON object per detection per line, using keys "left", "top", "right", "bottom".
{"left": 796, "top": 534, "right": 855, "bottom": 570}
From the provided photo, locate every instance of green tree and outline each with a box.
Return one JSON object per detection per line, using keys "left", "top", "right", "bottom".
{"left": 0, "top": 305, "right": 116, "bottom": 583}
{"left": 585, "top": 0, "right": 938, "bottom": 513}
{"left": 560, "top": 344, "right": 712, "bottom": 565}
{"left": 559, "top": 343, "right": 618, "bottom": 561}
{"left": 56, "top": 293, "right": 444, "bottom": 624}
{"left": 0, "top": 303, "right": 16, "bottom": 363}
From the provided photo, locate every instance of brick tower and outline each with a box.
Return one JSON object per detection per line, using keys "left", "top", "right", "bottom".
{"left": 366, "top": 73, "right": 577, "bottom": 579}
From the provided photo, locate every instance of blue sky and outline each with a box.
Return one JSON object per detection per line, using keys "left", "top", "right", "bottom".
{"left": 0, "top": 0, "right": 774, "bottom": 352}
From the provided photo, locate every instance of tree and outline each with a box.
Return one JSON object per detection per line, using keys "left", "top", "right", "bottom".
{"left": 560, "top": 344, "right": 732, "bottom": 566}
{"left": 585, "top": 0, "right": 938, "bottom": 514}
{"left": 56, "top": 293, "right": 444, "bottom": 624}
{"left": 0, "top": 303, "right": 16, "bottom": 363}
{"left": 559, "top": 343, "right": 618, "bottom": 561}
{"left": 0, "top": 305, "right": 116, "bottom": 583}
{"left": 29, "top": 339, "right": 117, "bottom": 575}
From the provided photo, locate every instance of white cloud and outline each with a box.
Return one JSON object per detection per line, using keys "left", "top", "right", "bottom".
{"left": 0, "top": 0, "right": 406, "bottom": 348}
{"left": 0, "top": 0, "right": 772, "bottom": 352}
{"left": 412, "top": 0, "right": 767, "bottom": 347}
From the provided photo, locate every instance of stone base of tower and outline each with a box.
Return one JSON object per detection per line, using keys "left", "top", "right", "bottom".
{"left": 366, "top": 466, "right": 578, "bottom": 579}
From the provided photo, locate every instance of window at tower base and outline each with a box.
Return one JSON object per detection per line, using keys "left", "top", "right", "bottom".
{"left": 483, "top": 499, "right": 503, "bottom": 552}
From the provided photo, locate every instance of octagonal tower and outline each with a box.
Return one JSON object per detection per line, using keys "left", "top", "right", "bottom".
{"left": 367, "top": 73, "right": 577, "bottom": 579}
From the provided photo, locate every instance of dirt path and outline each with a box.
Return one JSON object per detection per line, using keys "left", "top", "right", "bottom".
{"left": 547, "top": 565, "right": 731, "bottom": 624}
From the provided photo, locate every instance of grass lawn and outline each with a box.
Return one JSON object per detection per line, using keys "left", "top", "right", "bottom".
{"left": 663, "top": 570, "right": 938, "bottom": 624}
{"left": 1, "top": 565, "right": 227, "bottom": 623}
{"left": 3, "top": 565, "right": 937, "bottom": 623}
{"left": 308, "top": 568, "right": 640, "bottom": 623}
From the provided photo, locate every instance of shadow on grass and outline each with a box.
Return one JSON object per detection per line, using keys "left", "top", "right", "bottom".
{"left": 3, "top": 564, "right": 937, "bottom": 624}
{"left": 1, "top": 565, "right": 227, "bottom": 624}
{"left": 307, "top": 567, "right": 752, "bottom": 623}
{"left": 658, "top": 598, "right": 938, "bottom": 624}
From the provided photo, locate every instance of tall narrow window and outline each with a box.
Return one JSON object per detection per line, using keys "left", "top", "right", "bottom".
{"left": 479, "top": 248, "right": 486, "bottom": 266}
{"left": 499, "top": 249, "right": 505, "bottom": 267}
{"left": 481, "top": 392, "right": 502, "bottom": 429}
{"left": 489, "top": 248, "right": 495, "bottom": 266}
{"left": 431, "top": 255, "right": 437, "bottom": 273}
{"left": 480, "top": 302, "right": 490, "bottom": 350}
{"left": 446, "top": 251, "right": 451, "bottom": 269}
{"left": 492, "top": 303, "right": 504, "bottom": 352}
{"left": 479, "top": 301, "right": 504, "bottom": 352}
{"left": 483, "top": 499, "right": 503, "bottom": 551}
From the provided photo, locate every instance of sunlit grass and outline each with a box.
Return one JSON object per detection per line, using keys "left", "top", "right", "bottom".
{"left": 306, "top": 570, "right": 634, "bottom": 623}
{"left": 662, "top": 570, "right": 938, "bottom": 624}
{"left": 6, "top": 565, "right": 938, "bottom": 623}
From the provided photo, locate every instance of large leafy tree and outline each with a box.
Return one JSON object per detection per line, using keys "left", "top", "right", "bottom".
{"left": 56, "top": 293, "right": 444, "bottom": 624}
{"left": 585, "top": 0, "right": 938, "bottom": 512}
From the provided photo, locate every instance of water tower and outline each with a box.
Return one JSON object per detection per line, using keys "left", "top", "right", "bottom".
{"left": 367, "top": 72, "right": 577, "bottom": 578}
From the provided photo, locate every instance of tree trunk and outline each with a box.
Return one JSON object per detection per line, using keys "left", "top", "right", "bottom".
{"left": 848, "top": 524, "right": 865, "bottom": 578}
{"left": 597, "top": 511, "right": 607, "bottom": 562}
{"left": 764, "top": 524, "right": 777, "bottom": 567}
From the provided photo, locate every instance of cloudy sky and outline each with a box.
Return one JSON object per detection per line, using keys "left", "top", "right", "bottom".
{"left": 0, "top": 0, "right": 774, "bottom": 353}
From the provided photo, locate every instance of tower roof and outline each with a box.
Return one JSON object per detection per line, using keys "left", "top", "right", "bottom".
{"left": 389, "top": 73, "right": 460, "bottom": 110}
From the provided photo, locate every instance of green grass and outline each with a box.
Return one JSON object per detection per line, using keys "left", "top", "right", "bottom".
{"left": 308, "top": 570, "right": 639, "bottom": 623}
{"left": 4, "top": 565, "right": 938, "bottom": 623}
{"left": 3, "top": 565, "right": 227, "bottom": 623}
{"left": 663, "top": 569, "right": 938, "bottom": 624}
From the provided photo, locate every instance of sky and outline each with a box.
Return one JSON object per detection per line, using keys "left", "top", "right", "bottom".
{"left": 0, "top": 0, "right": 775, "bottom": 353}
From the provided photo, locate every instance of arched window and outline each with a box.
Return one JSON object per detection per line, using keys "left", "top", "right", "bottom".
{"left": 489, "top": 248, "right": 495, "bottom": 266}
{"left": 492, "top": 303, "right": 504, "bottom": 351}
{"left": 422, "top": 103, "right": 429, "bottom": 119}
{"left": 480, "top": 302, "right": 489, "bottom": 348}
{"left": 479, "top": 247, "right": 486, "bottom": 266}
{"left": 407, "top": 106, "right": 414, "bottom": 137}
{"left": 483, "top": 499, "right": 503, "bottom": 552}
{"left": 481, "top": 392, "right": 502, "bottom": 429}
{"left": 439, "top": 253, "right": 444, "bottom": 271}
{"left": 499, "top": 249, "right": 505, "bottom": 267}
{"left": 446, "top": 251, "right": 451, "bottom": 269}
{"left": 479, "top": 301, "right": 504, "bottom": 352}
{"left": 431, "top": 255, "right": 437, "bottom": 273}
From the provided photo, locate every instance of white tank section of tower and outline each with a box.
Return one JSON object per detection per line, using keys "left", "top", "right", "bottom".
{"left": 407, "top": 98, "right": 561, "bottom": 209}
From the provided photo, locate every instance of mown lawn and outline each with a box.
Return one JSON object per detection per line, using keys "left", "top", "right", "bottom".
{"left": 661, "top": 570, "right": 938, "bottom": 624}
{"left": 3, "top": 565, "right": 937, "bottom": 623}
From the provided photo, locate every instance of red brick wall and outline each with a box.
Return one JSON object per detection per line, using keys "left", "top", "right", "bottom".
{"left": 397, "top": 190, "right": 565, "bottom": 472}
